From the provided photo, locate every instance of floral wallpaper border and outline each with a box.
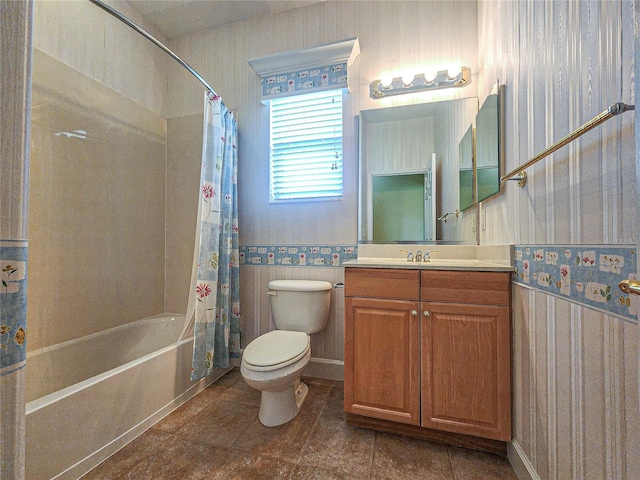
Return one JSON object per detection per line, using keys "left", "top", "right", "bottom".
{"left": 514, "top": 244, "right": 638, "bottom": 324}
{"left": 240, "top": 245, "right": 357, "bottom": 267}
{"left": 0, "top": 240, "right": 28, "bottom": 375}
{"left": 260, "top": 63, "right": 348, "bottom": 98}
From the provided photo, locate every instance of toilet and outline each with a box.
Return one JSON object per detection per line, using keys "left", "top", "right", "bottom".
{"left": 241, "top": 279, "right": 333, "bottom": 427}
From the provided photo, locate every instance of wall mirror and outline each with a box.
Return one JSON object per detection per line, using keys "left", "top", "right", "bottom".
{"left": 475, "top": 84, "right": 503, "bottom": 203}
{"left": 358, "top": 97, "right": 479, "bottom": 244}
{"left": 458, "top": 124, "right": 474, "bottom": 211}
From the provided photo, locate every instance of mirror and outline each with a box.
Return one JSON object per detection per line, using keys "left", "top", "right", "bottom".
{"left": 458, "top": 124, "right": 474, "bottom": 211}
{"left": 358, "top": 97, "right": 478, "bottom": 244}
{"left": 475, "top": 86, "right": 502, "bottom": 202}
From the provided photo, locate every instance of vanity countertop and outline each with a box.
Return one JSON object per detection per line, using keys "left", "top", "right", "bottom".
{"left": 343, "top": 257, "right": 515, "bottom": 272}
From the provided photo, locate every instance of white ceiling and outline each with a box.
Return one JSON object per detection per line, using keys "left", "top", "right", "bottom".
{"left": 125, "top": 0, "right": 324, "bottom": 38}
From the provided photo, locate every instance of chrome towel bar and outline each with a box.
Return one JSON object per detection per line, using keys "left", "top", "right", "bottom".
{"left": 501, "top": 102, "right": 635, "bottom": 187}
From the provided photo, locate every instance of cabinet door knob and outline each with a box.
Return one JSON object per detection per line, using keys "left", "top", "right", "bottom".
{"left": 424, "top": 311, "right": 430, "bottom": 317}
{"left": 410, "top": 310, "right": 418, "bottom": 316}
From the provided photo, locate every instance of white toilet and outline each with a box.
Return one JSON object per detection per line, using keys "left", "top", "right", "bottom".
{"left": 241, "top": 279, "right": 332, "bottom": 427}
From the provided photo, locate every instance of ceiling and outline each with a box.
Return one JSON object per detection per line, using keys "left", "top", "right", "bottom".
{"left": 125, "top": 0, "right": 324, "bottom": 38}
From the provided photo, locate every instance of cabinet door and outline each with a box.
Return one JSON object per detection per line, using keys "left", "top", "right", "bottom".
{"left": 421, "top": 302, "right": 511, "bottom": 441}
{"left": 344, "top": 297, "right": 420, "bottom": 425}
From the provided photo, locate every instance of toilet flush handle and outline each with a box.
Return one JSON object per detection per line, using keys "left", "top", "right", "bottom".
{"left": 267, "top": 290, "right": 277, "bottom": 296}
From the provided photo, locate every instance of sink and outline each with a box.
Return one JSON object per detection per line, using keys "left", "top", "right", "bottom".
{"left": 343, "top": 257, "right": 514, "bottom": 271}
{"left": 353, "top": 257, "right": 477, "bottom": 266}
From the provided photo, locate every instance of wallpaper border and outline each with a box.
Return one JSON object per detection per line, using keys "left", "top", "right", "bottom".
{"left": 0, "top": 240, "right": 28, "bottom": 375}
{"left": 240, "top": 245, "right": 357, "bottom": 267}
{"left": 514, "top": 244, "right": 638, "bottom": 324}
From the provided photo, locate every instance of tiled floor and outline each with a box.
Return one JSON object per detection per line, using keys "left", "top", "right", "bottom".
{"left": 81, "top": 369, "right": 518, "bottom": 479}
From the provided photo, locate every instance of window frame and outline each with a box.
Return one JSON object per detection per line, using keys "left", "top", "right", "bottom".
{"left": 268, "top": 89, "right": 345, "bottom": 204}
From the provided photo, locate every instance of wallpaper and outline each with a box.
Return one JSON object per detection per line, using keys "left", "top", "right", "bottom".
{"left": 514, "top": 244, "right": 637, "bottom": 323}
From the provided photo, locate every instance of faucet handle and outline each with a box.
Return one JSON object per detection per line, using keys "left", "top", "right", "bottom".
{"left": 399, "top": 249, "right": 414, "bottom": 262}
{"left": 423, "top": 249, "right": 438, "bottom": 262}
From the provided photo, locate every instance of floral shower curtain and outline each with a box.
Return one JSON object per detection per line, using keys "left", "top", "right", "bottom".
{"left": 188, "top": 92, "right": 240, "bottom": 381}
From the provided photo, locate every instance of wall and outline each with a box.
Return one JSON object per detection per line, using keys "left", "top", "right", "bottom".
{"left": 164, "top": 0, "right": 479, "bottom": 365}
{"left": 478, "top": 1, "right": 638, "bottom": 479}
{"left": 27, "top": 0, "right": 173, "bottom": 350}
{"left": 0, "top": 1, "right": 32, "bottom": 477}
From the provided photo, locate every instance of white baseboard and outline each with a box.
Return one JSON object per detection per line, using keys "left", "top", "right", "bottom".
{"left": 508, "top": 439, "right": 541, "bottom": 480}
{"left": 304, "top": 357, "right": 344, "bottom": 381}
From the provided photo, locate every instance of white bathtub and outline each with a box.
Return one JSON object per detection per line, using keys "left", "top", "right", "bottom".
{"left": 25, "top": 314, "right": 231, "bottom": 480}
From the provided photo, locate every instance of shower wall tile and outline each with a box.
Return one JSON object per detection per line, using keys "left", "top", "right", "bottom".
{"left": 33, "top": 0, "right": 169, "bottom": 116}
{"left": 165, "top": 114, "right": 203, "bottom": 314}
{"left": 28, "top": 52, "right": 167, "bottom": 350}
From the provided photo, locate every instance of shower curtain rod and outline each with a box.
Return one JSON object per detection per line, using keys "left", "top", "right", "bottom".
{"left": 88, "top": 0, "right": 216, "bottom": 96}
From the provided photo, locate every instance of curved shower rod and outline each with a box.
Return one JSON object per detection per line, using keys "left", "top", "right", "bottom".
{"left": 88, "top": 0, "right": 217, "bottom": 96}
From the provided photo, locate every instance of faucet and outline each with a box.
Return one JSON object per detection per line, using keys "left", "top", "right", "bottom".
{"left": 399, "top": 249, "right": 414, "bottom": 262}
{"left": 422, "top": 250, "right": 438, "bottom": 262}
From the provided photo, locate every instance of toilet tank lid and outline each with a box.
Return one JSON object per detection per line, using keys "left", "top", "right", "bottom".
{"left": 268, "top": 280, "right": 333, "bottom": 292}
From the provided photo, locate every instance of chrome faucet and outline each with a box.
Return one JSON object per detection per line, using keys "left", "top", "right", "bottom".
{"left": 399, "top": 249, "right": 414, "bottom": 262}
{"left": 422, "top": 249, "right": 438, "bottom": 262}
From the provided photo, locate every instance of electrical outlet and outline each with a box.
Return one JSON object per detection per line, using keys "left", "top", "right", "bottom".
{"left": 481, "top": 209, "right": 487, "bottom": 231}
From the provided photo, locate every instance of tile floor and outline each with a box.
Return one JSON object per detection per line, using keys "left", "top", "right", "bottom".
{"left": 81, "top": 369, "right": 518, "bottom": 479}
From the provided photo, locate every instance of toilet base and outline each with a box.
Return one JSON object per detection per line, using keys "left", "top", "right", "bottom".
{"left": 259, "top": 379, "right": 309, "bottom": 427}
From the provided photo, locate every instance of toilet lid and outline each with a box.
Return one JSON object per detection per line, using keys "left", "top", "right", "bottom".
{"left": 242, "top": 330, "right": 310, "bottom": 371}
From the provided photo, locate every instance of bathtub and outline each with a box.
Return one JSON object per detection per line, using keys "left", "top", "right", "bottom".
{"left": 25, "top": 314, "right": 232, "bottom": 480}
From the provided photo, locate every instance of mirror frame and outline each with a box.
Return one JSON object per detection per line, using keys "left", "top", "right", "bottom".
{"left": 475, "top": 83, "right": 504, "bottom": 204}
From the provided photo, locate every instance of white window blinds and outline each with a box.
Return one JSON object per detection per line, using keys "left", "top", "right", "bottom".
{"left": 269, "top": 89, "right": 343, "bottom": 202}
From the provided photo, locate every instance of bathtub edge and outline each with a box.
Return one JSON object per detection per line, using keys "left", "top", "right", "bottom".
{"left": 57, "top": 366, "right": 233, "bottom": 480}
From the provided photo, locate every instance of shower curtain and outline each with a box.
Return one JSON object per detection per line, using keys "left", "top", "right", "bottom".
{"left": 188, "top": 92, "right": 240, "bottom": 381}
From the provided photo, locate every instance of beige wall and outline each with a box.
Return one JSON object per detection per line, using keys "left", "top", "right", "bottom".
{"left": 29, "top": 1, "right": 169, "bottom": 350}
{"left": 33, "top": 0, "right": 168, "bottom": 115}
{"left": 478, "top": 1, "right": 638, "bottom": 479}
{"left": 164, "top": 0, "right": 480, "bottom": 361}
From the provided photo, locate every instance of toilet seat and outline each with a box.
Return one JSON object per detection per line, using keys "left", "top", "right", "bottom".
{"left": 242, "top": 330, "right": 310, "bottom": 372}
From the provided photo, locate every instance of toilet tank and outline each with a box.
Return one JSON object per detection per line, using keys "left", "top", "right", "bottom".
{"left": 268, "top": 280, "right": 333, "bottom": 334}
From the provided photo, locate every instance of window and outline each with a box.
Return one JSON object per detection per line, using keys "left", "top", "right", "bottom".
{"left": 269, "top": 89, "right": 343, "bottom": 202}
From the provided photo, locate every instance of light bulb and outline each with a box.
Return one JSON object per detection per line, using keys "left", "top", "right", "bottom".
{"left": 424, "top": 69, "right": 437, "bottom": 83}
{"left": 447, "top": 64, "right": 462, "bottom": 79}
{"left": 380, "top": 74, "right": 393, "bottom": 89}
{"left": 401, "top": 73, "right": 415, "bottom": 87}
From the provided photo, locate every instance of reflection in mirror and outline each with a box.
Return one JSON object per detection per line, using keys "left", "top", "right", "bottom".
{"left": 475, "top": 86, "right": 502, "bottom": 202}
{"left": 458, "top": 125, "right": 474, "bottom": 211}
{"left": 372, "top": 173, "right": 425, "bottom": 241}
{"left": 359, "top": 97, "right": 478, "bottom": 244}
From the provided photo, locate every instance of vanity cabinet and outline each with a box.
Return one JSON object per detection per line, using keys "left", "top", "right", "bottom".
{"left": 344, "top": 267, "right": 512, "bottom": 448}
{"left": 344, "top": 269, "right": 421, "bottom": 425}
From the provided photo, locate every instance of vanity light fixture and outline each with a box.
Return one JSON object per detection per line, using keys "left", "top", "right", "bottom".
{"left": 370, "top": 66, "right": 471, "bottom": 99}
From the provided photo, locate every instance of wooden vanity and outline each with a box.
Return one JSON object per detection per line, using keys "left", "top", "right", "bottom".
{"left": 343, "top": 264, "right": 512, "bottom": 455}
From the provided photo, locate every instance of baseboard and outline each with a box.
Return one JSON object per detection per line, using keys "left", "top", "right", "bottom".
{"left": 508, "top": 439, "right": 541, "bottom": 480}
{"left": 63, "top": 367, "right": 232, "bottom": 480}
{"left": 304, "top": 357, "right": 344, "bottom": 381}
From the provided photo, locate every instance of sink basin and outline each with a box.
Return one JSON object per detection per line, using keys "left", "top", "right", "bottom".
{"left": 343, "top": 257, "right": 514, "bottom": 271}
{"left": 354, "top": 257, "right": 476, "bottom": 266}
